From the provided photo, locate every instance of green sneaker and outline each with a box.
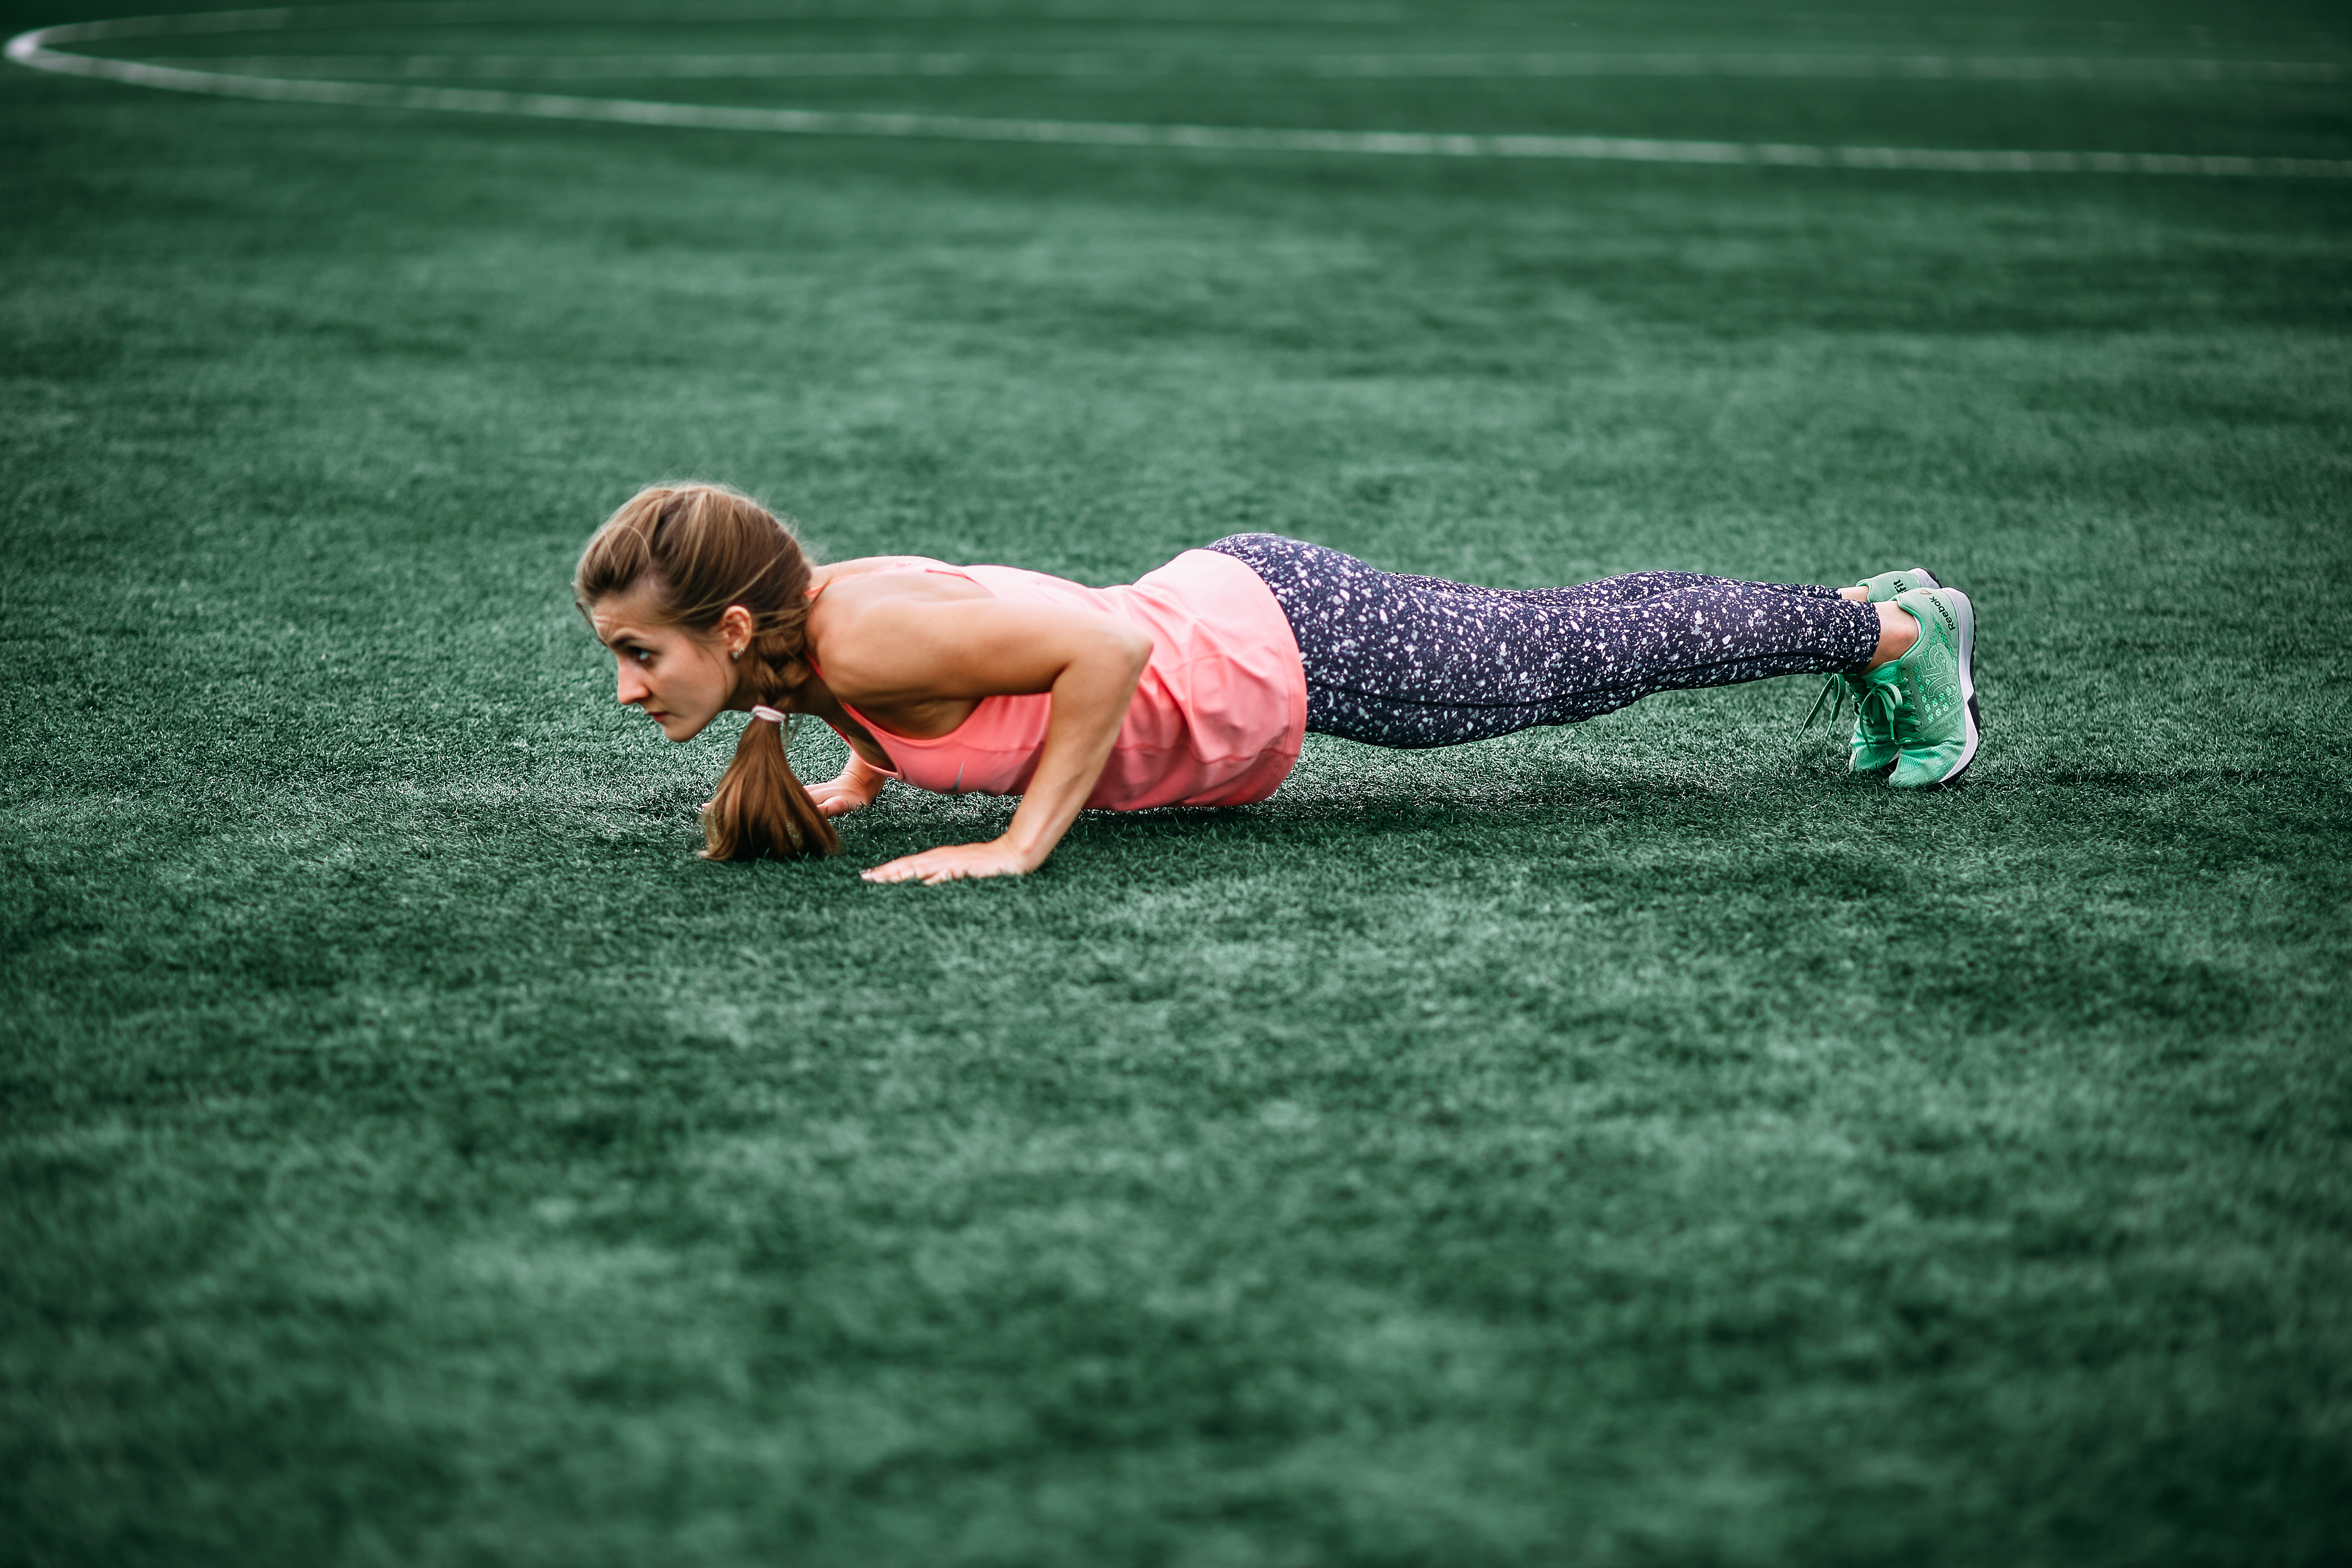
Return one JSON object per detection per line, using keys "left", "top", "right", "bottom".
{"left": 1802, "top": 567, "right": 1942, "bottom": 771}
{"left": 1882, "top": 587, "right": 1982, "bottom": 788}
{"left": 1856, "top": 566, "right": 1940, "bottom": 603}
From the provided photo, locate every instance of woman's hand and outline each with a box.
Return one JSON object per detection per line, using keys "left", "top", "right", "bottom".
{"left": 805, "top": 770, "right": 886, "bottom": 818}
{"left": 861, "top": 838, "right": 1040, "bottom": 885}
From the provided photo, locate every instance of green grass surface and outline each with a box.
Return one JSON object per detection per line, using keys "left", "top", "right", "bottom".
{"left": 5, "top": 2, "right": 2351, "bottom": 1563}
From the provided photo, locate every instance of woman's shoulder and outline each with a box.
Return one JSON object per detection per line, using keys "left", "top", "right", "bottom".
{"left": 806, "top": 563, "right": 997, "bottom": 646}
{"left": 812, "top": 554, "right": 958, "bottom": 586}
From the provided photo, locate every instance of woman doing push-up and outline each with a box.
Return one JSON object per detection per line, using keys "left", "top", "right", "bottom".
{"left": 576, "top": 482, "right": 1980, "bottom": 884}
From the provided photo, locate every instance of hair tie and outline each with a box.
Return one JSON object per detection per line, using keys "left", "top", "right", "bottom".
{"left": 750, "top": 704, "right": 787, "bottom": 724}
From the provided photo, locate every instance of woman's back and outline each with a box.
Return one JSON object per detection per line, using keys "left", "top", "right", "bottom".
{"left": 821, "top": 550, "right": 1306, "bottom": 811}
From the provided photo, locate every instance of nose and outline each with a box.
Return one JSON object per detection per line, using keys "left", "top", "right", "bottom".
{"left": 616, "top": 661, "right": 650, "bottom": 706}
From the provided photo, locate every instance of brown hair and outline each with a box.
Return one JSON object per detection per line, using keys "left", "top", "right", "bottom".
{"left": 574, "top": 482, "right": 842, "bottom": 862}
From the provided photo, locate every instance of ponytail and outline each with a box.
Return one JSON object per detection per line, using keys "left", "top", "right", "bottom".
{"left": 701, "top": 710, "right": 840, "bottom": 862}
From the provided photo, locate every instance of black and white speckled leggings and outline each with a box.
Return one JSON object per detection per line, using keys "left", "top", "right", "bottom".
{"left": 1204, "top": 533, "right": 1880, "bottom": 748}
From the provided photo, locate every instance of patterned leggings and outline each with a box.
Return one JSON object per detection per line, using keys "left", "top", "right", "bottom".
{"left": 1204, "top": 533, "right": 1880, "bottom": 748}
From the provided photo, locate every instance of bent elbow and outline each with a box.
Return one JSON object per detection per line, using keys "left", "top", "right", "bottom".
{"left": 1116, "top": 623, "right": 1152, "bottom": 678}
{"left": 1081, "top": 620, "right": 1151, "bottom": 683}
{"left": 1053, "top": 620, "right": 1152, "bottom": 697}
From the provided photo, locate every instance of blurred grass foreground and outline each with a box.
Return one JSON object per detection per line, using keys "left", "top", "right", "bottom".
{"left": 3, "top": 2, "right": 2350, "bottom": 1564}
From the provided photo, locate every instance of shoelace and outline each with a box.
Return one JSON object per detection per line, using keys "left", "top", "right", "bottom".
{"left": 1858, "top": 678, "right": 1906, "bottom": 739}
{"left": 1801, "top": 673, "right": 1846, "bottom": 732}
{"left": 1800, "top": 672, "right": 1906, "bottom": 737}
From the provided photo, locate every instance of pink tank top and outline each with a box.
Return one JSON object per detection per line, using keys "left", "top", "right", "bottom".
{"left": 825, "top": 549, "right": 1305, "bottom": 811}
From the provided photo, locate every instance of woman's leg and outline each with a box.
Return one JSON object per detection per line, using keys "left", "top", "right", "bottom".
{"left": 1205, "top": 534, "right": 1885, "bottom": 748}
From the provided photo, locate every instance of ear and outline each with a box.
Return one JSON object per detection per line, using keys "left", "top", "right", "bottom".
{"left": 717, "top": 604, "right": 756, "bottom": 657}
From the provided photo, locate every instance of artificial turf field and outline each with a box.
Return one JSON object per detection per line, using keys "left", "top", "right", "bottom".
{"left": 4, "top": 1, "right": 2351, "bottom": 1562}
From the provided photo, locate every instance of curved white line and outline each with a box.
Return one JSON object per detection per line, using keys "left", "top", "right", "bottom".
{"left": 108, "top": 51, "right": 2352, "bottom": 83}
{"left": 10, "top": 15, "right": 2351, "bottom": 179}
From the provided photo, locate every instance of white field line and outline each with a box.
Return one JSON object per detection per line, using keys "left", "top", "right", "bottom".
{"left": 116, "top": 51, "right": 2351, "bottom": 83}
{"left": 18, "top": 2, "right": 1435, "bottom": 32}
{"left": 10, "top": 23, "right": 2351, "bottom": 179}
{"left": 24, "top": 1, "right": 2350, "bottom": 51}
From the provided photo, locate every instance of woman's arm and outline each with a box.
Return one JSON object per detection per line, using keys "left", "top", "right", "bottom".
{"left": 811, "top": 592, "right": 1151, "bottom": 884}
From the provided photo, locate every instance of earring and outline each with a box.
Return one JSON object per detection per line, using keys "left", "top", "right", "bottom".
{"left": 731, "top": 649, "right": 741, "bottom": 661}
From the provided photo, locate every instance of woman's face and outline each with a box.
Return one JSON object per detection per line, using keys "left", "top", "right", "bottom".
{"left": 589, "top": 586, "right": 740, "bottom": 741}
